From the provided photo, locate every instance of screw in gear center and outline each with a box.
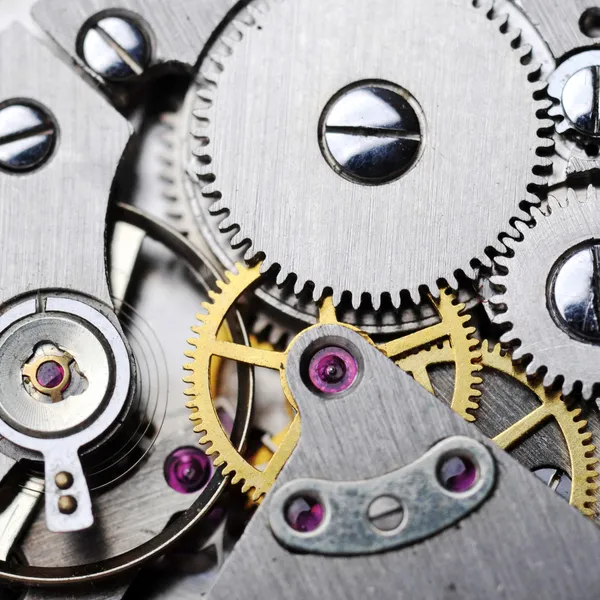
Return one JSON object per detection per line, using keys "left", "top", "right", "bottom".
{"left": 189, "top": 0, "right": 552, "bottom": 306}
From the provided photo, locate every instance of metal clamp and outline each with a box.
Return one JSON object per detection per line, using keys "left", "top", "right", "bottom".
{"left": 269, "top": 436, "right": 495, "bottom": 555}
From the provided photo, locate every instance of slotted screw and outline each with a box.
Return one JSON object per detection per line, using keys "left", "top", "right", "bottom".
{"left": 79, "top": 15, "right": 151, "bottom": 82}
{"left": 367, "top": 495, "right": 404, "bottom": 532}
{"left": 0, "top": 101, "right": 57, "bottom": 173}
{"left": 562, "top": 66, "right": 600, "bottom": 137}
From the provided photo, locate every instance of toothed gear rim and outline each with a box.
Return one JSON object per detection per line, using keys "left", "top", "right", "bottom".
{"left": 491, "top": 185, "right": 600, "bottom": 399}
{"left": 190, "top": 0, "right": 552, "bottom": 306}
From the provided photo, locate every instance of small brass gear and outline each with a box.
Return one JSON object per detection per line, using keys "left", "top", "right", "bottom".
{"left": 185, "top": 263, "right": 481, "bottom": 501}
{"left": 400, "top": 340, "right": 599, "bottom": 516}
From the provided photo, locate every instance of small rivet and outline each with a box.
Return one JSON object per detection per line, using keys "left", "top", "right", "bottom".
{"left": 58, "top": 495, "right": 77, "bottom": 515}
{"left": 55, "top": 472, "right": 73, "bottom": 490}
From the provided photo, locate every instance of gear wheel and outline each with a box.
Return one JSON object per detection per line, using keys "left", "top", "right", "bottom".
{"left": 189, "top": 0, "right": 552, "bottom": 306}
{"left": 491, "top": 185, "right": 600, "bottom": 398}
{"left": 399, "top": 340, "right": 598, "bottom": 516}
{"left": 160, "top": 103, "right": 482, "bottom": 339}
{"left": 184, "top": 263, "right": 481, "bottom": 500}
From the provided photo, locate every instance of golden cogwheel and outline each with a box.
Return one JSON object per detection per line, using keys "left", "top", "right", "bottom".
{"left": 400, "top": 340, "right": 599, "bottom": 516}
{"left": 184, "top": 262, "right": 481, "bottom": 501}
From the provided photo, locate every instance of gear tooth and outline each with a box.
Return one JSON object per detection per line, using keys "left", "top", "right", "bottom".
{"left": 250, "top": 488, "right": 264, "bottom": 502}
{"left": 230, "top": 230, "right": 248, "bottom": 248}
{"left": 244, "top": 244, "right": 261, "bottom": 264}
{"left": 547, "top": 104, "right": 561, "bottom": 117}
{"left": 581, "top": 381, "right": 595, "bottom": 401}
{"left": 292, "top": 277, "right": 306, "bottom": 297}
{"left": 218, "top": 215, "right": 234, "bottom": 231}
{"left": 274, "top": 268, "right": 289, "bottom": 287}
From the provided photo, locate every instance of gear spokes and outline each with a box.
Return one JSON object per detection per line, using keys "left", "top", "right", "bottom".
{"left": 399, "top": 339, "right": 599, "bottom": 516}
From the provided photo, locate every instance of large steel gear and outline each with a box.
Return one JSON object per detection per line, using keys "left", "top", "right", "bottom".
{"left": 184, "top": 262, "right": 481, "bottom": 501}
{"left": 161, "top": 106, "right": 483, "bottom": 341}
{"left": 189, "top": 0, "right": 552, "bottom": 306}
{"left": 491, "top": 185, "right": 600, "bottom": 398}
{"left": 400, "top": 340, "right": 598, "bottom": 516}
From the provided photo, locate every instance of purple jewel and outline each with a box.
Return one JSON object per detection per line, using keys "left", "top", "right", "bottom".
{"left": 164, "top": 447, "right": 212, "bottom": 494}
{"left": 308, "top": 346, "right": 358, "bottom": 394}
{"left": 36, "top": 360, "right": 65, "bottom": 389}
{"left": 285, "top": 496, "right": 324, "bottom": 533}
{"left": 438, "top": 455, "right": 478, "bottom": 493}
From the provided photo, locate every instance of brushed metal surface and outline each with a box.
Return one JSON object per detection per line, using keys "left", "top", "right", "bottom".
{"left": 208, "top": 324, "right": 600, "bottom": 600}
{"left": 0, "top": 24, "right": 129, "bottom": 306}
{"left": 517, "top": 0, "right": 600, "bottom": 58}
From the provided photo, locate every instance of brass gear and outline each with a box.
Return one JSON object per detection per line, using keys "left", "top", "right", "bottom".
{"left": 184, "top": 263, "right": 481, "bottom": 501}
{"left": 399, "top": 340, "right": 599, "bottom": 516}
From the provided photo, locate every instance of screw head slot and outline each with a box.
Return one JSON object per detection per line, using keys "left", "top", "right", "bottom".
{"left": 319, "top": 80, "right": 424, "bottom": 185}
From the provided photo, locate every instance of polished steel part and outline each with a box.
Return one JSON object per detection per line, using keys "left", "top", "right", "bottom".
{"left": 0, "top": 24, "right": 129, "bottom": 306}
{"left": 208, "top": 323, "right": 600, "bottom": 600}
{"left": 189, "top": 0, "right": 550, "bottom": 305}
{"left": 533, "top": 467, "right": 572, "bottom": 500}
{"left": 0, "top": 101, "right": 56, "bottom": 172}
{"left": 0, "top": 295, "right": 132, "bottom": 532}
{"left": 319, "top": 82, "right": 424, "bottom": 185}
{"left": 79, "top": 15, "right": 151, "bottom": 81}
{"left": 548, "top": 51, "right": 600, "bottom": 139}
{"left": 269, "top": 437, "right": 495, "bottom": 555}
{"left": 492, "top": 186, "right": 600, "bottom": 398}
{"left": 550, "top": 243, "right": 600, "bottom": 342}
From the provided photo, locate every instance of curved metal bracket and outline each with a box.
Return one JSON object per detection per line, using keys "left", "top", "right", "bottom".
{"left": 269, "top": 436, "right": 495, "bottom": 555}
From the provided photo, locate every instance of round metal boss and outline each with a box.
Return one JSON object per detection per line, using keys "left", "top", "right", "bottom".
{"left": 319, "top": 81, "right": 424, "bottom": 185}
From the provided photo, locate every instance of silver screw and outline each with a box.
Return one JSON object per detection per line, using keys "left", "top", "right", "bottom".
{"left": 319, "top": 82, "right": 423, "bottom": 185}
{"left": 550, "top": 243, "right": 600, "bottom": 342}
{"left": 79, "top": 15, "right": 151, "bottom": 82}
{"left": 367, "top": 495, "right": 404, "bottom": 532}
{"left": 0, "top": 101, "right": 57, "bottom": 173}
{"left": 532, "top": 467, "right": 572, "bottom": 501}
{"left": 562, "top": 66, "right": 600, "bottom": 137}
